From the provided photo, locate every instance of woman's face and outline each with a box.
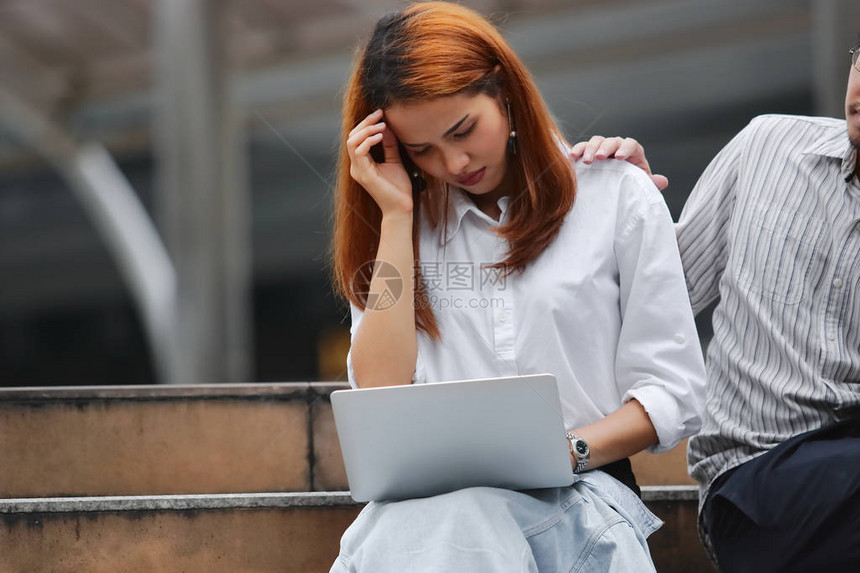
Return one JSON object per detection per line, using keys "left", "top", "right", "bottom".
{"left": 384, "top": 92, "right": 511, "bottom": 198}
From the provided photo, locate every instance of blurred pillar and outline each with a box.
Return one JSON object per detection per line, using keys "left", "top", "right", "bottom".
{"left": 812, "top": 0, "right": 860, "bottom": 117}
{"left": 0, "top": 86, "right": 179, "bottom": 385}
{"left": 153, "top": 0, "right": 253, "bottom": 384}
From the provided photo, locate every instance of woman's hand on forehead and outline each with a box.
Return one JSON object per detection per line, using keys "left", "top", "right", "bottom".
{"left": 347, "top": 109, "right": 415, "bottom": 217}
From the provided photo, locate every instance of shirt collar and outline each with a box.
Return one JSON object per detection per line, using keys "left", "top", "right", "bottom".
{"left": 802, "top": 124, "right": 857, "bottom": 182}
{"left": 441, "top": 187, "right": 510, "bottom": 245}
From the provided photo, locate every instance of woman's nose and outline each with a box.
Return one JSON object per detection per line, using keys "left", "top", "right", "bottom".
{"left": 443, "top": 149, "right": 469, "bottom": 174}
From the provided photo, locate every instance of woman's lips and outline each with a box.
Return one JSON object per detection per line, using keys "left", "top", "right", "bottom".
{"left": 456, "top": 167, "right": 486, "bottom": 187}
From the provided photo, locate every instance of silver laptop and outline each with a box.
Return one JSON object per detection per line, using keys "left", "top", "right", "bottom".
{"left": 331, "top": 373, "right": 574, "bottom": 502}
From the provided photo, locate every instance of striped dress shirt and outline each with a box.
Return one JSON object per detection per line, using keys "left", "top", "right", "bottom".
{"left": 680, "top": 114, "right": 860, "bottom": 503}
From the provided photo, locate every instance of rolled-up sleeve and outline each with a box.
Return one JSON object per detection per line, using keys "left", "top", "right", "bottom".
{"left": 345, "top": 302, "right": 426, "bottom": 388}
{"left": 613, "top": 171, "right": 707, "bottom": 452}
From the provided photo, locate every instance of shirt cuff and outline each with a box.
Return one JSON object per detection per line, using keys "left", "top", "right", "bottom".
{"left": 623, "top": 384, "right": 687, "bottom": 454}
{"left": 412, "top": 347, "right": 426, "bottom": 384}
{"left": 346, "top": 348, "right": 359, "bottom": 389}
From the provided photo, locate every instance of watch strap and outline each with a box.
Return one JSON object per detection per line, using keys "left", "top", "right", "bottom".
{"left": 566, "top": 431, "right": 590, "bottom": 474}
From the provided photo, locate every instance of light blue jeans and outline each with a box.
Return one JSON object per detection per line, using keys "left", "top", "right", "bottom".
{"left": 330, "top": 471, "right": 661, "bottom": 573}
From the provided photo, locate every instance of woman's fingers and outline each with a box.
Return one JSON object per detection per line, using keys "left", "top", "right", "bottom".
{"left": 351, "top": 109, "right": 383, "bottom": 134}
{"left": 354, "top": 131, "right": 384, "bottom": 158}
{"left": 381, "top": 126, "right": 401, "bottom": 164}
{"left": 348, "top": 122, "right": 387, "bottom": 180}
{"left": 347, "top": 110, "right": 384, "bottom": 154}
{"left": 348, "top": 122, "right": 385, "bottom": 155}
{"left": 349, "top": 132, "right": 383, "bottom": 184}
{"left": 346, "top": 109, "right": 412, "bottom": 214}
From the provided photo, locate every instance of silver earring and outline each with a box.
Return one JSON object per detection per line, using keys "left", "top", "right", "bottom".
{"left": 411, "top": 169, "right": 427, "bottom": 192}
{"left": 506, "top": 98, "right": 517, "bottom": 156}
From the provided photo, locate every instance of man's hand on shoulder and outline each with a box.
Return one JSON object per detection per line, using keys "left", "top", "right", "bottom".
{"left": 569, "top": 136, "right": 669, "bottom": 191}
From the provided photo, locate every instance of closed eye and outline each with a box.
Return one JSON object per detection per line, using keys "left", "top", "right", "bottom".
{"left": 453, "top": 122, "right": 476, "bottom": 140}
{"left": 410, "top": 121, "right": 476, "bottom": 156}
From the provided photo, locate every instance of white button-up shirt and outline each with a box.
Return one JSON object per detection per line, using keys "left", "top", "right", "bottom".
{"left": 348, "top": 159, "right": 706, "bottom": 452}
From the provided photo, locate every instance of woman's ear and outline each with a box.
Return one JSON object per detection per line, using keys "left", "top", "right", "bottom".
{"left": 398, "top": 143, "right": 427, "bottom": 193}
{"left": 397, "top": 142, "right": 414, "bottom": 170}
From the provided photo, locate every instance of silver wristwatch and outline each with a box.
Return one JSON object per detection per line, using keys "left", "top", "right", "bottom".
{"left": 566, "top": 432, "right": 590, "bottom": 474}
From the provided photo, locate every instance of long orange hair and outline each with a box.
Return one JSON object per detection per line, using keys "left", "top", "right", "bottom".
{"left": 332, "top": 2, "right": 576, "bottom": 340}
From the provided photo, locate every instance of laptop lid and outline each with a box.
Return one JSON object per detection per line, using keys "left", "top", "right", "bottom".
{"left": 331, "top": 373, "right": 574, "bottom": 502}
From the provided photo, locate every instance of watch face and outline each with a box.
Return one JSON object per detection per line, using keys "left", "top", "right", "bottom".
{"left": 575, "top": 441, "right": 589, "bottom": 456}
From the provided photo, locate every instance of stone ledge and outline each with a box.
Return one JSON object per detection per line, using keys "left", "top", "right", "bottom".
{"left": 0, "top": 382, "right": 349, "bottom": 404}
{"left": 1, "top": 486, "right": 698, "bottom": 514}
{"left": 0, "top": 492, "right": 355, "bottom": 514}
{"left": 641, "top": 485, "right": 698, "bottom": 502}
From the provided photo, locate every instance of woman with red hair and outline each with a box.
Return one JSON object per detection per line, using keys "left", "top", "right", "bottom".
{"left": 331, "top": 3, "right": 705, "bottom": 571}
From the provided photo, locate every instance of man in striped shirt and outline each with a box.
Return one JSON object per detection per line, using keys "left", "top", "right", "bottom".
{"left": 574, "top": 42, "right": 860, "bottom": 571}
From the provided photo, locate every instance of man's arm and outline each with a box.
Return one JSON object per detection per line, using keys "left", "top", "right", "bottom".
{"left": 675, "top": 127, "right": 749, "bottom": 314}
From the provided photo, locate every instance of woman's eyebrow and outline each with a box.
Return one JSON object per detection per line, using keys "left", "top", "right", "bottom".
{"left": 401, "top": 114, "right": 470, "bottom": 147}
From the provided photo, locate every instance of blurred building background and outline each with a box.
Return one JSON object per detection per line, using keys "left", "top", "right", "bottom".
{"left": 0, "top": 0, "right": 857, "bottom": 386}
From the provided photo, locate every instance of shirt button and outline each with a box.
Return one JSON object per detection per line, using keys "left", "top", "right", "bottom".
{"left": 673, "top": 334, "right": 686, "bottom": 344}
{"left": 498, "top": 311, "right": 509, "bottom": 323}
{"left": 827, "top": 333, "right": 836, "bottom": 341}
{"left": 833, "top": 278, "right": 843, "bottom": 288}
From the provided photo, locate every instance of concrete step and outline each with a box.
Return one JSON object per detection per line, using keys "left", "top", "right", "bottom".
{"left": 0, "top": 487, "right": 713, "bottom": 573}
{"left": 0, "top": 383, "right": 346, "bottom": 497}
{"left": 0, "top": 383, "right": 694, "bottom": 499}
